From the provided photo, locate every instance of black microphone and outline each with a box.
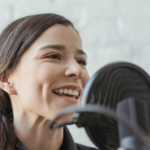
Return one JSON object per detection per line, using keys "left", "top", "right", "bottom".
{"left": 117, "top": 98, "right": 150, "bottom": 150}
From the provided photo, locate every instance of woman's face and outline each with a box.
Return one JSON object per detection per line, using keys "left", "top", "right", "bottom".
{"left": 9, "top": 24, "right": 89, "bottom": 120}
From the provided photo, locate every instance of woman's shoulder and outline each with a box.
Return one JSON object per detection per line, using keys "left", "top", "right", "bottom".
{"left": 76, "top": 143, "right": 99, "bottom": 150}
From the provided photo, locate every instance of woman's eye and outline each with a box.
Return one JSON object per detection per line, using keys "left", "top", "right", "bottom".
{"left": 45, "top": 54, "right": 61, "bottom": 60}
{"left": 77, "top": 59, "right": 87, "bottom": 66}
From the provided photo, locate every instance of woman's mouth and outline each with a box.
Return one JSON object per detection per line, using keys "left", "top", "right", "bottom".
{"left": 52, "top": 88, "right": 81, "bottom": 103}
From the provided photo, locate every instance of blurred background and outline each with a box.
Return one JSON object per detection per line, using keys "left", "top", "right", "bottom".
{"left": 0, "top": 0, "right": 150, "bottom": 148}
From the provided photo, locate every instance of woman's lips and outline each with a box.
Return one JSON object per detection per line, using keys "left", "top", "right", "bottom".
{"left": 52, "top": 85, "right": 82, "bottom": 103}
{"left": 53, "top": 92, "right": 79, "bottom": 103}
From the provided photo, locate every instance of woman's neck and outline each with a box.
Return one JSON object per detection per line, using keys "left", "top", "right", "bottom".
{"left": 13, "top": 113, "right": 63, "bottom": 150}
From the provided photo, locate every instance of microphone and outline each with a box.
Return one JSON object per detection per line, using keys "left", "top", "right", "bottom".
{"left": 49, "top": 62, "right": 150, "bottom": 150}
{"left": 117, "top": 98, "right": 150, "bottom": 150}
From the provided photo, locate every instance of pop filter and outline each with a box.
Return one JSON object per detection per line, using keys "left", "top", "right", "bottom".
{"left": 49, "top": 62, "right": 150, "bottom": 150}
{"left": 80, "top": 62, "right": 150, "bottom": 150}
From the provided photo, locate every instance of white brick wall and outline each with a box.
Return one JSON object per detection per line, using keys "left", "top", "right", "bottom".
{"left": 0, "top": 0, "right": 150, "bottom": 148}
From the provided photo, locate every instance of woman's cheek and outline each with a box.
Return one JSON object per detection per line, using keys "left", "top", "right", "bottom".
{"left": 34, "top": 65, "right": 63, "bottom": 97}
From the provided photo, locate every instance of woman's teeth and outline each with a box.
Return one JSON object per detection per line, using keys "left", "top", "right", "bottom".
{"left": 54, "top": 89, "right": 79, "bottom": 96}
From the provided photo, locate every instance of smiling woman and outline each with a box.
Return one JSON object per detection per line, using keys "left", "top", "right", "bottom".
{"left": 0, "top": 14, "right": 98, "bottom": 150}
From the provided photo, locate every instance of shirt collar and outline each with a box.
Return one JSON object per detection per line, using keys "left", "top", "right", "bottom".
{"left": 60, "top": 126, "right": 78, "bottom": 150}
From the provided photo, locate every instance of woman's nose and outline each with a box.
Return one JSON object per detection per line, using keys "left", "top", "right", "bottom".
{"left": 64, "top": 60, "right": 83, "bottom": 80}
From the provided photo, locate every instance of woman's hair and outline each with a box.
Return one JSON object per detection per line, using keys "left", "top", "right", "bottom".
{"left": 0, "top": 13, "right": 77, "bottom": 150}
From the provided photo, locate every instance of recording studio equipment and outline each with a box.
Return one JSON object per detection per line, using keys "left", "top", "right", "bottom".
{"left": 49, "top": 62, "right": 150, "bottom": 150}
{"left": 117, "top": 98, "right": 150, "bottom": 150}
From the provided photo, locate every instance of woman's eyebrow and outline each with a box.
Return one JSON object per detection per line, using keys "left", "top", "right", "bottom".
{"left": 38, "top": 44, "right": 87, "bottom": 57}
{"left": 38, "top": 44, "right": 66, "bottom": 51}
{"left": 77, "top": 49, "right": 87, "bottom": 57}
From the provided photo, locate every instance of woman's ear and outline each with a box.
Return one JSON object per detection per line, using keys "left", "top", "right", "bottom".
{"left": 0, "top": 73, "right": 16, "bottom": 95}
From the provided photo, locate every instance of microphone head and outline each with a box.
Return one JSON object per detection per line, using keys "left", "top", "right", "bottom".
{"left": 81, "top": 62, "right": 150, "bottom": 150}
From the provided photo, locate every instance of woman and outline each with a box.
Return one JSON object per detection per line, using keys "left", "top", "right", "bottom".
{"left": 0, "top": 13, "right": 98, "bottom": 150}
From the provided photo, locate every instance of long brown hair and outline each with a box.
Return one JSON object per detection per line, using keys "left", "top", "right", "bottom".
{"left": 0, "top": 13, "right": 77, "bottom": 150}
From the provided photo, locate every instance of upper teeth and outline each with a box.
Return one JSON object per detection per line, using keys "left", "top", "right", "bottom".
{"left": 54, "top": 89, "right": 79, "bottom": 96}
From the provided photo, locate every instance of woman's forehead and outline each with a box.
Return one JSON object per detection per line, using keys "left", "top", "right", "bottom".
{"left": 22, "top": 24, "right": 86, "bottom": 58}
{"left": 39, "top": 24, "right": 80, "bottom": 42}
{"left": 30, "top": 24, "right": 82, "bottom": 51}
